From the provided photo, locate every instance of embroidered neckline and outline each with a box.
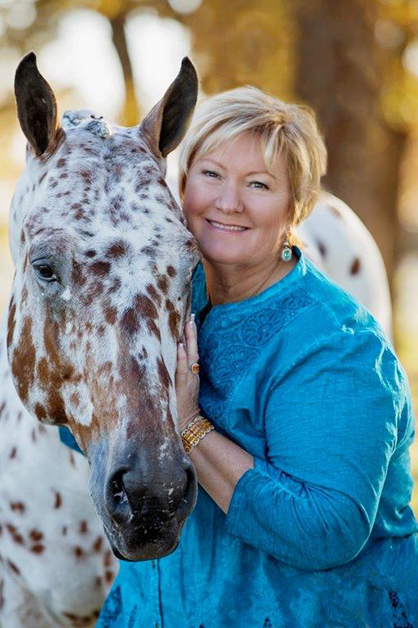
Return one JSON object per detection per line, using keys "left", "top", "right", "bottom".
{"left": 192, "top": 246, "right": 307, "bottom": 317}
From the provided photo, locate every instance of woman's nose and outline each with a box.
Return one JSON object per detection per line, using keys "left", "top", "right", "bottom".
{"left": 215, "top": 182, "right": 243, "bottom": 213}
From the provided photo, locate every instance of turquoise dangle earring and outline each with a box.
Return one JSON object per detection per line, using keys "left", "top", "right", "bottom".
{"left": 281, "top": 236, "right": 293, "bottom": 262}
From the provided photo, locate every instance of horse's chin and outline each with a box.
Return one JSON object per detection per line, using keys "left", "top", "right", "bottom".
{"left": 100, "top": 509, "right": 186, "bottom": 562}
{"left": 109, "top": 534, "right": 181, "bottom": 562}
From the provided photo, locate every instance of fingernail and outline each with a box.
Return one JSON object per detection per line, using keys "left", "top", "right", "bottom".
{"left": 189, "top": 313, "right": 195, "bottom": 324}
{"left": 179, "top": 342, "right": 184, "bottom": 349}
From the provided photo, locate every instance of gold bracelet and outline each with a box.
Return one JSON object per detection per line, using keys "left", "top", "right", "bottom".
{"left": 181, "top": 416, "right": 214, "bottom": 453}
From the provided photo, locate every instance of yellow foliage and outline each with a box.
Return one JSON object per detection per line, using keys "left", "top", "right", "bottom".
{"left": 165, "top": 0, "right": 295, "bottom": 100}
{"left": 94, "top": 0, "right": 128, "bottom": 19}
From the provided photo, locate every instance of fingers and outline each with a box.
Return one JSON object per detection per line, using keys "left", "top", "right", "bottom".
{"left": 184, "top": 314, "right": 199, "bottom": 366}
{"left": 175, "top": 315, "right": 201, "bottom": 431}
{"left": 176, "top": 314, "right": 199, "bottom": 378}
{"left": 177, "top": 342, "right": 189, "bottom": 376}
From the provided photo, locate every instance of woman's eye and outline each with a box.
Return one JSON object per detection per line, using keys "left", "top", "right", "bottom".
{"left": 249, "top": 181, "right": 269, "bottom": 190}
{"left": 202, "top": 170, "right": 219, "bottom": 179}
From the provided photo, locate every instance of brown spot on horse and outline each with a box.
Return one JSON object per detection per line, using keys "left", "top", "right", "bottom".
{"left": 106, "top": 240, "right": 129, "bottom": 259}
{"left": 34, "top": 403, "right": 47, "bottom": 421}
{"left": 121, "top": 308, "right": 141, "bottom": 335}
{"left": 157, "top": 275, "right": 169, "bottom": 294}
{"left": 54, "top": 491, "right": 62, "bottom": 509}
{"left": 7, "top": 560, "right": 21, "bottom": 576}
{"left": 6, "top": 299, "right": 16, "bottom": 348}
{"left": 10, "top": 502, "right": 25, "bottom": 515}
{"left": 93, "top": 537, "right": 103, "bottom": 553}
{"left": 10, "top": 317, "right": 36, "bottom": 404}
{"left": 166, "top": 299, "right": 181, "bottom": 338}
{"left": 146, "top": 284, "right": 162, "bottom": 306}
{"left": 29, "top": 530, "right": 43, "bottom": 542}
{"left": 31, "top": 544, "right": 45, "bottom": 554}
{"left": 79, "top": 521, "right": 89, "bottom": 534}
{"left": 90, "top": 261, "right": 111, "bottom": 276}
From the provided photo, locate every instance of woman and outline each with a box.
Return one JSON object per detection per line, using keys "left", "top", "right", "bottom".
{"left": 97, "top": 87, "right": 418, "bottom": 627}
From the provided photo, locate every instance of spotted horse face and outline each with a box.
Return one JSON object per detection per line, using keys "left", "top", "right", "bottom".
{"left": 7, "top": 52, "right": 200, "bottom": 561}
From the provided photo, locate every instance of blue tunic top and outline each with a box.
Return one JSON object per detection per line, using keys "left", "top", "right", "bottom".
{"left": 62, "top": 248, "right": 418, "bottom": 627}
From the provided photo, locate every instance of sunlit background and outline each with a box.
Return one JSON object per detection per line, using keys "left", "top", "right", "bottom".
{"left": 0, "top": 0, "right": 417, "bottom": 513}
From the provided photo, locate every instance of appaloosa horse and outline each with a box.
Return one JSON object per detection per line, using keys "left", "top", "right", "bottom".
{"left": 1, "top": 52, "right": 200, "bottom": 627}
{"left": 298, "top": 191, "right": 392, "bottom": 338}
{"left": 0, "top": 52, "right": 393, "bottom": 628}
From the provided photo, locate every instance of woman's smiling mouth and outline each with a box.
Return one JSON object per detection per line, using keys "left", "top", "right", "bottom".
{"left": 206, "top": 219, "right": 249, "bottom": 233}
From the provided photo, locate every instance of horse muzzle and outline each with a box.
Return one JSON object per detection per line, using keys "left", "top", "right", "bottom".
{"left": 88, "top": 438, "right": 197, "bottom": 561}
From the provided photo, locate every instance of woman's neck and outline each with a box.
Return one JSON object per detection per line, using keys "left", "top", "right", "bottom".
{"left": 203, "top": 255, "right": 297, "bottom": 305}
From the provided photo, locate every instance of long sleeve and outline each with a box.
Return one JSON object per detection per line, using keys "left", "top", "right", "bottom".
{"left": 225, "top": 329, "right": 410, "bottom": 571}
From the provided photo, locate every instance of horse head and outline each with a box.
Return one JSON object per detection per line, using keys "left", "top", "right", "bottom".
{"left": 7, "top": 52, "right": 200, "bottom": 561}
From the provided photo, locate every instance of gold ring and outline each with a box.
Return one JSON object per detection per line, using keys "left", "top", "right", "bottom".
{"left": 190, "top": 362, "right": 200, "bottom": 374}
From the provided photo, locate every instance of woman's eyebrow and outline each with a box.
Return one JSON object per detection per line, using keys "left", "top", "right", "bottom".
{"left": 199, "top": 158, "right": 277, "bottom": 179}
{"left": 199, "top": 157, "right": 226, "bottom": 169}
{"left": 246, "top": 170, "right": 277, "bottom": 179}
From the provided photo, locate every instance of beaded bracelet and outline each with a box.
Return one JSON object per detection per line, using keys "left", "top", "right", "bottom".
{"left": 181, "top": 416, "right": 214, "bottom": 453}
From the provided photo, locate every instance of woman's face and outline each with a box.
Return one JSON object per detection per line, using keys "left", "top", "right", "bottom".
{"left": 182, "top": 132, "right": 291, "bottom": 267}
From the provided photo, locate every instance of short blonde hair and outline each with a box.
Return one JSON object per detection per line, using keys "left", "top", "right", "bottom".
{"left": 178, "top": 86, "right": 327, "bottom": 228}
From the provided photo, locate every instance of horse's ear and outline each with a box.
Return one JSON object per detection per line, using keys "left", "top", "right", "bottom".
{"left": 140, "top": 57, "right": 198, "bottom": 159}
{"left": 14, "top": 52, "right": 61, "bottom": 157}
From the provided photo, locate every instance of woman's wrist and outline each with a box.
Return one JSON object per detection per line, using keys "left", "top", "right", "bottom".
{"left": 179, "top": 409, "right": 202, "bottom": 433}
{"left": 181, "top": 415, "right": 214, "bottom": 453}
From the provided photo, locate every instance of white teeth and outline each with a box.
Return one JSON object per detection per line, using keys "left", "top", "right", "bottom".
{"left": 209, "top": 220, "right": 247, "bottom": 232}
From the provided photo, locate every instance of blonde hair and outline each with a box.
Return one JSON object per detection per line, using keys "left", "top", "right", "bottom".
{"left": 178, "top": 86, "right": 327, "bottom": 230}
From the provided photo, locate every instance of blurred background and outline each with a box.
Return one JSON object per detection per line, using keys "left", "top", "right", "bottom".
{"left": 0, "top": 0, "right": 417, "bottom": 512}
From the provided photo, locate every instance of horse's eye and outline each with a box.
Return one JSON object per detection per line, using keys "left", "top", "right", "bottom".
{"left": 33, "top": 262, "right": 57, "bottom": 282}
{"left": 38, "top": 265, "right": 54, "bottom": 278}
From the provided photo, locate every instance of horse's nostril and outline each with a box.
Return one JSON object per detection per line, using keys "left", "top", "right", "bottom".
{"left": 104, "top": 457, "right": 197, "bottom": 526}
{"left": 110, "top": 471, "right": 128, "bottom": 506}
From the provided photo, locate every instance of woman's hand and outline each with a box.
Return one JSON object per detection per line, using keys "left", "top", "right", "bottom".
{"left": 176, "top": 315, "right": 202, "bottom": 432}
{"left": 175, "top": 315, "right": 254, "bottom": 514}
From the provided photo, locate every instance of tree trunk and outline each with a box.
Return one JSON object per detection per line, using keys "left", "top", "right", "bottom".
{"left": 159, "top": 0, "right": 294, "bottom": 99}
{"left": 292, "top": 0, "right": 405, "bottom": 287}
{"left": 109, "top": 12, "right": 140, "bottom": 126}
